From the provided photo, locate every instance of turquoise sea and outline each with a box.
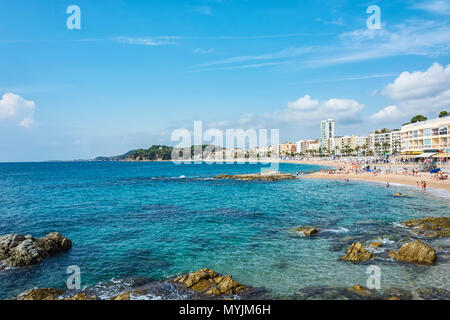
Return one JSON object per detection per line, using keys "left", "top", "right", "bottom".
{"left": 0, "top": 162, "right": 449, "bottom": 300}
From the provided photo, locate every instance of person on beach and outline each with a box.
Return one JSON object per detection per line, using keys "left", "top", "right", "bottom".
{"left": 387, "top": 182, "right": 390, "bottom": 188}
{"left": 423, "top": 181, "right": 427, "bottom": 191}
{"left": 296, "top": 171, "right": 299, "bottom": 177}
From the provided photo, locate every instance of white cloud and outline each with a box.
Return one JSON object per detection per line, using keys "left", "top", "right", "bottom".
{"left": 384, "top": 63, "right": 450, "bottom": 100}
{"left": 114, "top": 36, "right": 179, "bottom": 46}
{"left": 193, "top": 48, "right": 215, "bottom": 54}
{"left": 0, "top": 93, "right": 35, "bottom": 128}
{"left": 371, "top": 63, "right": 450, "bottom": 122}
{"left": 371, "top": 105, "right": 403, "bottom": 122}
{"left": 250, "top": 95, "right": 364, "bottom": 127}
{"left": 412, "top": 1, "right": 450, "bottom": 15}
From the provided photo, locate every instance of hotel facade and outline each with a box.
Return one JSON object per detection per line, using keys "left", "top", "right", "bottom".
{"left": 400, "top": 116, "right": 450, "bottom": 159}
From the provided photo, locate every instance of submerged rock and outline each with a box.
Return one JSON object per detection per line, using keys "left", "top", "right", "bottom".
{"left": 369, "top": 242, "right": 383, "bottom": 248}
{"left": 0, "top": 232, "right": 72, "bottom": 269}
{"left": 214, "top": 171, "right": 295, "bottom": 182}
{"left": 293, "top": 226, "right": 319, "bottom": 236}
{"left": 389, "top": 240, "right": 436, "bottom": 265}
{"left": 111, "top": 292, "right": 131, "bottom": 300}
{"left": 347, "top": 284, "right": 378, "bottom": 299}
{"left": 172, "top": 268, "right": 247, "bottom": 296}
{"left": 341, "top": 243, "right": 374, "bottom": 262}
{"left": 404, "top": 217, "right": 450, "bottom": 238}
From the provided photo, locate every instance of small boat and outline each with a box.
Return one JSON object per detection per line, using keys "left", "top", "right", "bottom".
{"left": 393, "top": 193, "right": 408, "bottom": 198}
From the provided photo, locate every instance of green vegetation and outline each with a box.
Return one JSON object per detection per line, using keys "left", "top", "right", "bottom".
{"left": 439, "top": 110, "right": 448, "bottom": 118}
{"left": 95, "top": 144, "right": 224, "bottom": 161}
{"left": 410, "top": 115, "right": 428, "bottom": 123}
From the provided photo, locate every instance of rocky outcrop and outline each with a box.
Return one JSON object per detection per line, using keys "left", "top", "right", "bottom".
{"left": 0, "top": 232, "right": 72, "bottom": 269}
{"left": 347, "top": 284, "right": 378, "bottom": 299}
{"left": 111, "top": 292, "right": 131, "bottom": 300}
{"left": 214, "top": 171, "right": 295, "bottom": 182}
{"left": 293, "top": 226, "right": 319, "bottom": 236}
{"left": 18, "top": 288, "right": 65, "bottom": 300}
{"left": 341, "top": 243, "right": 374, "bottom": 262}
{"left": 404, "top": 217, "right": 450, "bottom": 238}
{"left": 389, "top": 240, "right": 436, "bottom": 265}
{"left": 173, "top": 268, "right": 247, "bottom": 296}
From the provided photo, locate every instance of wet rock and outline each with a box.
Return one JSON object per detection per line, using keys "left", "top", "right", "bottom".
{"left": 347, "top": 284, "right": 378, "bottom": 299}
{"left": 389, "top": 240, "right": 436, "bottom": 265}
{"left": 404, "top": 217, "right": 450, "bottom": 238}
{"left": 0, "top": 232, "right": 72, "bottom": 269}
{"left": 293, "top": 226, "right": 319, "bottom": 236}
{"left": 172, "top": 268, "right": 247, "bottom": 296}
{"left": 381, "top": 287, "right": 413, "bottom": 300}
{"left": 341, "top": 243, "right": 374, "bottom": 262}
{"left": 369, "top": 242, "right": 383, "bottom": 248}
{"left": 64, "top": 293, "right": 97, "bottom": 300}
{"left": 416, "top": 287, "right": 450, "bottom": 300}
{"left": 18, "top": 288, "right": 64, "bottom": 300}
{"left": 214, "top": 171, "right": 295, "bottom": 182}
{"left": 111, "top": 292, "right": 131, "bottom": 300}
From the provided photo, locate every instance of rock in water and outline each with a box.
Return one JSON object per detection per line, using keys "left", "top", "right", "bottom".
{"left": 0, "top": 232, "right": 72, "bottom": 269}
{"left": 404, "top": 217, "right": 450, "bottom": 238}
{"left": 389, "top": 240, "right": 436, "bottom": 265}
{"left": 18, "top": 288, "right": 65, "bottom": 300}
{"left": 172, "top": 268, "right": 247, "bottom": 296}
{"left": 341, "top": 243, "right": 374, "bottom": 262}
{"left": 293, "top": 226, "right": 319, "bottom": 236}
{"left": 214, "top": 171, "right": 295, "bottom": 182}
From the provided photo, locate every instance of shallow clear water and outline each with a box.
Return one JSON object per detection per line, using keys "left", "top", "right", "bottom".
{"left": 0, "top": 162, "right": 449, "bottom": 299}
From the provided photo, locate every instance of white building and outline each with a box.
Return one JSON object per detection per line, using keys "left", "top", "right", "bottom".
{"left": 401, "top": 116, "right": 450, "bottom": 157}
{"left": 368, "top": 129, "right": 401, "bottom": 155}
{"left": 320, "top": 119, "right": 335, "bottom": 152}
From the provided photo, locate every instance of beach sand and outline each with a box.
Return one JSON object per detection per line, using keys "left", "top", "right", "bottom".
{"left": 295, "top": 160, "right": 450, "bottom": 194}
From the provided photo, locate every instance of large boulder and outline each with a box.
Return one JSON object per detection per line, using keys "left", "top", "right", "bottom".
{"left": 404, "top": 217, "right": 450, "bottom": 238}
{"left": 341, "top": 243, "right": 374, "bottom": 262}
{"left": 389, "top": 240, "right": 436, "bottom": 265}
{"left": 173, "top": 268, "right": 247, "bottom": 296}
{"left": 0, "top": 232, "right": 72, "bottom": 269}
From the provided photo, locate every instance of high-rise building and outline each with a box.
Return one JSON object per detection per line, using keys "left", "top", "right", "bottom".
{"left": 320, "top": 119, "right": 335, "bottom": 152}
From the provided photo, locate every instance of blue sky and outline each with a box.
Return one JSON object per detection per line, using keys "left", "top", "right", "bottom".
{"left": 0, "top": 0, "right": 449, "bottom": 161}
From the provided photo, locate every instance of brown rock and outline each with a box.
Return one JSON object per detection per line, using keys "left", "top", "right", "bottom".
{"left": 173, "top": 268, "right": 247, "bottom": 296}
{"left": 18, "top": 288, "right": 64, "bottom": 300}
{"left": 369, "top": 242, "right": 383, "bottom": 248}
{"left": 0, "top": 232, "right": 72, "bottom": 269}
{"left": 388, "top": 296, "right": 401, "bottom": 300}
{"left": 341, "top": 243, "right": 374, "bottom": 262}
{"left": 293, "top": 226, "right": 319, "bottom": 236}
{"left": 111, "top": 292, "right": 131, "bottom": 300}
{"left": 214, "top": 171, "right": 295, "bottom": 182}
{"left": 65, "top": 293, "right": 94, "bottom": 300}
{"left": 404, "top": 217, "right": 450, "bottom": 238}
{"left": 391, "top": 240, "right": 436, "bottom": 265}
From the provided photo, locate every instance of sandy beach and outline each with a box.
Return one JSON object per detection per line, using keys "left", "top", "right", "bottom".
{"left": 295, "top": 159, "right": 450, "bottom": 194}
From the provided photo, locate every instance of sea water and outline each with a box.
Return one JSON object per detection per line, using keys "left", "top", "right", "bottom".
{"left": 0, "top": 162, "right": 449, "bottom": 299}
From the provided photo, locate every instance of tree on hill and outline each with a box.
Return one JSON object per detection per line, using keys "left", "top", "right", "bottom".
{"left": 410, "top": 115, "right": 427, "bottom": 123}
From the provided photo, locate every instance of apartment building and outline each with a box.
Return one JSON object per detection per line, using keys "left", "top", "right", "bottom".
{"left": 368, "top": 129, "right": 401, "bottom": 155}
{"left": 401, "top": 116, "right": 450, "bottom": 157}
